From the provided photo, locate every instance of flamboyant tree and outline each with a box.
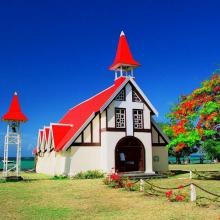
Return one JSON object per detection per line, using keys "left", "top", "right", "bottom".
{"left": 164, "top": 70, "right": 220, "bottom": 163}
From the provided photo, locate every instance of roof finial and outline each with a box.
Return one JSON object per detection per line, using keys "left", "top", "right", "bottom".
{"left": 120, "top": 31, "right": 125, "bottom": 36}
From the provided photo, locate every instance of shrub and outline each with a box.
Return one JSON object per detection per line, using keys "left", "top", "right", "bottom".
{"left": 165, "top": 185, "right": 189, "bottom": 202}
{"left": 103, "top": 173, "right": 138, "bottom": 191}
{"left": 73, "top": 170, "right": 105, "bottom": 179}
{"left": 51, "top": 175, "right": 68, "bottom": 180}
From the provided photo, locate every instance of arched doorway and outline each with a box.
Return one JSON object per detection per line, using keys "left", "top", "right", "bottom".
{"left": 115, "top": 136, "right": 145, "bottom": 172}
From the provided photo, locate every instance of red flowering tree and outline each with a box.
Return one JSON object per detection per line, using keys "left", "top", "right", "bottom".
{"left": 165, "top": 71, "right": 220, "bottom": 163}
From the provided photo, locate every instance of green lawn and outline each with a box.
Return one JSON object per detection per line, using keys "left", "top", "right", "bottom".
{"left": 169, "top": 163, "right": 220, "bottom": 171}
{"left": 0, "top": 165, "right": 220, "bottom": 220}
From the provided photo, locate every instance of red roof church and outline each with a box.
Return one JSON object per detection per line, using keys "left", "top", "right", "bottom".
{"left": 35, "top": 31, "right": 169, "bottom": 176}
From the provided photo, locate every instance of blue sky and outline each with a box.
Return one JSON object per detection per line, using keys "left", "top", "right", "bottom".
{"left": 0, "top": 0, "right": 219, "bottom": 156}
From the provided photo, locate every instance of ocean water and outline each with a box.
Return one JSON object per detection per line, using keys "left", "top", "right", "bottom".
{"left": 169, "top": 156, "right": 211, "bottom": 164}
{"left": 0, "top": 157, "right": 35, "bottom": 170}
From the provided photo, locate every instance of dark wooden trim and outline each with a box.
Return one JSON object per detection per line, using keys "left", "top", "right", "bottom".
{"left": 133, "top": 109, "right": 144, "bottom": 131}
{"left": 101, "top": 127, "right": 126, "bottom": 132}
{"left": 115, "top": 87, "right": 126, "bottom": 101}
{"left": 134, "top": 128, "right": 151, "bottom": 132}
{"left": 159, "top": 135, "right": 166, "bottom": 144}
{"left": 115, "top": 107, "right": 126, "bottom": 129}
{"left": 49, "top": 147, "right": 54, "bottom": 152}
{"left": 71, "top": 143, "right": 101, "bottom": 146}
{"left": 151, "top": 123, "right": 168, "bottom": 145}
{"left": 132, "top": 90, "right": 142, "bottom": 103}
{"left": 152, "top": 143, "right": 167, "bottom": 147}
{"left": 104, "top": 81, "right": 129, "bottom": 115}
{"left": 81, "top": 130, "right": 84, "bottom": 143}
{"left": 91, "top": 121, "right": 93, "bottom": 143}
{"left": 82, "top": 123, "right": 92, "bottom": 143}
{"left": 99, "top": 113, "right": 101, "bottom": 144}
{"left": 106, "top": 109, "right": 108, "bottom": 128}
{"left": 67, "top": 113, "right": 102, "bottom": 150}
{"left": 130, "top": 84, "right": 155, "bottom": 115}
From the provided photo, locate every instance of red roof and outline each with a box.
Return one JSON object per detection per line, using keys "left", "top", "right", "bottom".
{"left": 2, "top": 92, "right": 28, "bottom": 122}
{"left": 52, "top": 76, "right": 127, "bottom": 151}
{"left": 32, "top": 147, "right": 37, "bottom": 155}
{"left": 39, "top": 130, "right": 44, "bottom": 145}
{"left": 51, "top": 124, "right": 72, "bottom": 151}
{"left": 109, "top": 31, "right": 140, "bottom": 70}
{"left": 45, "top": 128, "right": 50, "bottom": 143}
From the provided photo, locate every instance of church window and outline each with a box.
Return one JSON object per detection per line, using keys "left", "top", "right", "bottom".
{"left": 115, "top": 89, "right": 125, "bottom": 101}
{"left": 132, "top": 90, "right": 142, "bottom": 102}
{"left": 115, "top": 108, "right": 126, "bottom": 128}
{"left": 133, "top": 109, "right": 143, "bottom": 129}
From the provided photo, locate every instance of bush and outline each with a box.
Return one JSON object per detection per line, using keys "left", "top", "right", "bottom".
{"left": 103, "top": 173, "right": 138, "bottom": 191}
{"left": 165, "top": 185, "right": 189, "bottom": 202}
{"left": 51, "top": 175, "right": 68, "bottom": 180}
{"left": 73, "top": 170, "right": 105, "bottom": 179}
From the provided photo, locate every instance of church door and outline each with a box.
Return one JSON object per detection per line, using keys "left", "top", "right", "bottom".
{"left": 115, "top": 136, "right": 145, "bottom": 172}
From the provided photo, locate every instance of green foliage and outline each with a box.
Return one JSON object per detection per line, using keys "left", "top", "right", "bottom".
{"left": 167, "top": 130, "right": 201, "bottom": 148}
{"left": 200, "top": 101, "right": 220, "bottom": 115}
{"left": 202, "top": 139, "right": 220, "bottom": 160}
{"left": 51, "top": 175, "right": 68, "bottom": 180}
{"left": 73, "top": 170, "right": 105, "bottom": 179}
{"left": 158, "top": 122, "right": 174, "bottom": 140}
{"left": 164, "top": 72, "right": 220, "bottom": 159}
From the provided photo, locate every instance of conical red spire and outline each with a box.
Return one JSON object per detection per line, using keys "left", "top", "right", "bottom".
{"left": 2, "top": 92, "right": 28, "bottom": 122}
{"left": 109, "top": 31, "right": 140, "bottom": 71}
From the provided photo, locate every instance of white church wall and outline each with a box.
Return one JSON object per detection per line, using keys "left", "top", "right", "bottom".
{"left": 68, "top": 146, "right": 102, "bottom": 176}
{"left": 101, "top": 131, "right": 125, "bottom": 173}
{"left": 54, "top": 151, "right": 68, "bottom": 175}
{"left": 83, "top": 124, "right": 91, "bottom": 143}
{"left": 159, "top": 136, "right": 165, "bottom": 143}
{"left": 36, "top": 151, "right": 56, "bottom": 176}
{"left": 152, "top": 126, "right": 158, "bottom": 143}
{"left": 107, "top": 102, "right": 115, "bottom": 127}
{"left": 143, "top": 104, "right": 151, "bottom": 129}
{"left": 134, "top": 132, "right": 154, "bottom": 174}
{"left": 101, "top": 111, "right": 106, "bottom": 129}
{"left": 92, "top": 114, "right": 100, "bottom": 142}
{"left": 152, "top": 146, "right": 168, "bottom": 172}
{"left": 75, "top": 134, "right": 82, "bottom": 143}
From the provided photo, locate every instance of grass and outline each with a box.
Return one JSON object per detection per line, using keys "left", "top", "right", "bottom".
{"left": 169, "top": 163, "right": 220, "bottom": 171}
{"left": 0, "top": 165, "right": 219, "bottom": 220}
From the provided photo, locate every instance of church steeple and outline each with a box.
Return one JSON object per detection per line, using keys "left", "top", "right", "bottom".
{"left": 109, "top": 31, "right": 140, "bottom": 79}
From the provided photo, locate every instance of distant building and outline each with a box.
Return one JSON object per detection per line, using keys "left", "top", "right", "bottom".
{"left": 34, "top": 31, "right": 169, "bottom": 176}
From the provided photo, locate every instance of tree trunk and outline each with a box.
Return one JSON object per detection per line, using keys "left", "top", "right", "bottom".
{"left": 185, "top": 156, "right": 190, "bottom": 164}
{"left": 176, "top": 155, "right": 181, "bottom": 164}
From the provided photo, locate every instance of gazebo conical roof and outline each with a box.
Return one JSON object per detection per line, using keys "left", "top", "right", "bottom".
{"left": 2, "top": 92, "right": 28, "bottom": 122}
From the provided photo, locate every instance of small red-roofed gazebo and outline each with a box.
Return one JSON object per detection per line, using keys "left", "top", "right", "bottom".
{"left": 2, "top": 92, "right": 28, "bottom": 179}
